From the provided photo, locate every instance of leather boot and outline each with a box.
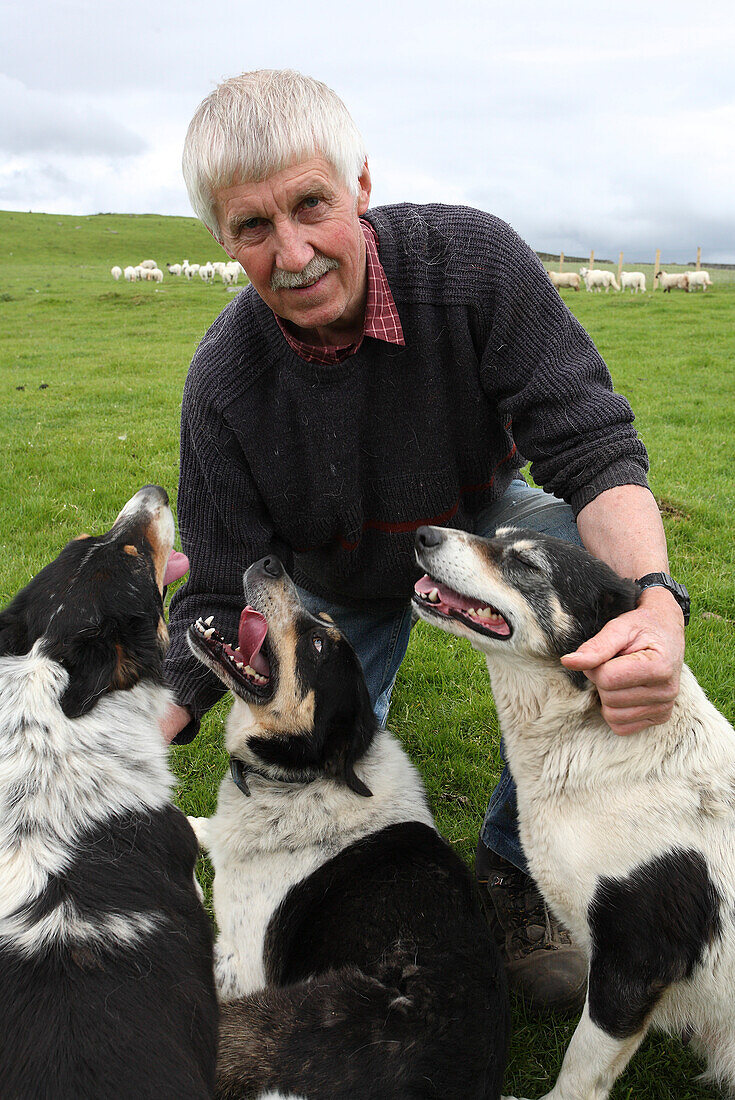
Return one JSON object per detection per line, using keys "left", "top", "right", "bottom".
{"left": 475, "top": 839, "right": 587, "bottom": 1015}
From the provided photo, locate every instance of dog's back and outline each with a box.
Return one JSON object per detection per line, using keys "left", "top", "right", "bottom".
{"left": 216, "top": 820, "right": 507, "bottom": 1100}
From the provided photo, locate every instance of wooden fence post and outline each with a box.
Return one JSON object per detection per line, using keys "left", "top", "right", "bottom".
{"left": 618, "top": 251, "right": 624, "bottom": 286}
{"left": 696, "top": 247, "right": 701, "bottom": 270}
{"left": 653, "top": 249, "right": 661, "bottom": 289}
{"left": 589, "top": 250, "right": 594, "bottom": 272}
{"left": 559, "top": 251, "right": 564, "bottom": 273}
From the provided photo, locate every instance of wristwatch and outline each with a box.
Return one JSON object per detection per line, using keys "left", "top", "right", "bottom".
{"left": 635, "top": 572, "right": 690, "bottom": 626}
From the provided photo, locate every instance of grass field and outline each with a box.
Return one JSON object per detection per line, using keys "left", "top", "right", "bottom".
{"left": 2, "top": 209, "right": 733, "bottom": 1098}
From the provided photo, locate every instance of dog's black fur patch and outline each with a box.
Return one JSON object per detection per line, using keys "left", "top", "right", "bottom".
{"left": 1, "top": 806, "right": 217, "bottom": 1099}
{"left": 218, "top": 821, "right": 508, "bottom": 1100}
{"left": 588, "top": 848, "right": 722, "bottom": 1039}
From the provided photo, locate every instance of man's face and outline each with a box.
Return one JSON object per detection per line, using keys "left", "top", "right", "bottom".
{"left": 214, "top": 157, "right": 371, "bottom": 343}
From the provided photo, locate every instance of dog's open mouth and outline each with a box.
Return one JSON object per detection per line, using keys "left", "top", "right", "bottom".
{"left": 413, "top": 574, "right": 512, "bottom": 639}
{"left": 189, "top": 605, "right": 273, "bottom": 698}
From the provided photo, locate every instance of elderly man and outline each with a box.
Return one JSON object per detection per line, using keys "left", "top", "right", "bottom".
{"left": 164, "top": 70, "right": 687, "bottom": 1013}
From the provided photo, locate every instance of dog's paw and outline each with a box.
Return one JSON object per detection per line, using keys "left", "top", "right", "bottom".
{"left": 187, "top": 815, "right": 210, "bottom": 848}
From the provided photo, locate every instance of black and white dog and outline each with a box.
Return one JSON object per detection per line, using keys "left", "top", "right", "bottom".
{"left": 413, "top": 524, "right": 735, "bottom": 1100}
{"left": 187, "top": 555, "right": 509, "bottom": 1100}
{"left": 0, "top": 486, "right": 218, "bottom": 1099}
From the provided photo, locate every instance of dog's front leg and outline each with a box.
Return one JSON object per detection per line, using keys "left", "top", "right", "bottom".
{"left": 187, "top": 814, "right": 211, "bottom": 849}
{"left": 502, "top": 1004, "right": 647, "bottom": 1100}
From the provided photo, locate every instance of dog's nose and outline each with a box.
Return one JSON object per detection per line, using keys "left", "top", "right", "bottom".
{"left": 415, "top": 526, "right": 444, "bottom": 550}
{"left": 259, "top": 556, "right": 283, "bottom": 578}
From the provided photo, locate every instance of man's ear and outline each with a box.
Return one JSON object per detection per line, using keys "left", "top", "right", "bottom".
{"left": 356, "top": 159, "right": 371, "bottom": 217}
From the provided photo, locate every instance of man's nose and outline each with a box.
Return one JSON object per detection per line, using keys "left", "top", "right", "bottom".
{"left": 273, "top": 222, "right": 315, "bottom": 272}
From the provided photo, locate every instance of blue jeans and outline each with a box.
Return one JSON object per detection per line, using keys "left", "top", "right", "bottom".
{"left": 296, "top": 478, "right": 582, "bottom": 874}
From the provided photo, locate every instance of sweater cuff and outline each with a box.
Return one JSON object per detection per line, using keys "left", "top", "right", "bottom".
{"left": 568, "top": 460, "right": 651, "bottom": 517}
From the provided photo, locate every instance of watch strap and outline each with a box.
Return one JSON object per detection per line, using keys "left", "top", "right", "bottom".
{"left": 635, "top": 572, "right": 690, "bottom": 626}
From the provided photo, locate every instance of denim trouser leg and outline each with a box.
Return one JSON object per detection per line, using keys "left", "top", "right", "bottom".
{"left": 473, "top": 479, "right": 582, "bottom": 873}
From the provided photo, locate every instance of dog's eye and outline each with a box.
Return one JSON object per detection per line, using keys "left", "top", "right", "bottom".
{"left": 311, "top": 633, "right": 324, "bottom": 654}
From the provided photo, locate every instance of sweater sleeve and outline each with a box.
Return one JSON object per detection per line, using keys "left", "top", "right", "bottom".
{"left": 476, "top": 218, "right": 649, "bottom": 514}
{"left": 164, "top": 375, "right": 276, "bottom": 722}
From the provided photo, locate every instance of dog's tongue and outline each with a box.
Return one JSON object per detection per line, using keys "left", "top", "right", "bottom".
{"left": 238, "top": 606, "right": 270, "bottom": 676}
{"left": 163, "top": 550, "right": 190, "bottom": 585}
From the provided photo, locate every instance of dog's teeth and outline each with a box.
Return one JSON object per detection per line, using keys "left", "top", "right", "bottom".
{"left": 235, "top": 660, "right": 244, "bottom": 669}
{"left": 467, "top": 608, "right": 477, "bottom": 618}
{"left": 204, "top": 616, "right": 214, "bottom": 626}
{"left": 428, "top": 588, "right": 440, "bottom": 603}
{"left": 203, "top": 628, "right": 214, "bottom": 639}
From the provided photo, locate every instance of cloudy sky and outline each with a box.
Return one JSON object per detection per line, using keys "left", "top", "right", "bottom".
{"left": 3, "top": 0, "right": 734, "bottom": 262}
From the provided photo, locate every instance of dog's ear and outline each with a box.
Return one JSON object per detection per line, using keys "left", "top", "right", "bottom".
{"left": 316, "top": 651, "right": 376, "bottom": 798}
{"left": 592, "top": 577, "right": 640, "bottom": 635}
{"left": 45, "top": 632, "right": 118, "bottom": 719}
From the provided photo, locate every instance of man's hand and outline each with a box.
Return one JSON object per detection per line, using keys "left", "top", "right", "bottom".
{"left": 161, "top": 701, "right": 194, "bottom": 744}
{"left": 560, "top": 586, "right": 685, "bottom": 735}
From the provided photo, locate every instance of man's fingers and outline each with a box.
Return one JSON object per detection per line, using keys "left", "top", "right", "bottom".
{"left": 561, "top": 614, "right": 640, "bottom": 671}
{"left": 601, "top": 701, "right": 675, "bottom": 735}
{"left": 583, "top": 650, "right": 679, "bottom": 696}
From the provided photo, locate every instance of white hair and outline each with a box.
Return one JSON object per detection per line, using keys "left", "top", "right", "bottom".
{"left": 182, "top": 69, "right": 367, "bottom": 241}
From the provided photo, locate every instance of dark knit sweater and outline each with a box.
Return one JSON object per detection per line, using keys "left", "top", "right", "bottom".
{"left": 166, "top": 203, "right": 649, "bottom": 719}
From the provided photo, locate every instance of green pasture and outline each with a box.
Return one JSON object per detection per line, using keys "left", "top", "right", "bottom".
{"left": 1, "top": 210, "right": 734, "bottom": 1099}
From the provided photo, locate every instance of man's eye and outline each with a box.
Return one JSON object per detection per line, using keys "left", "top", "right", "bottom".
{"left": 302, "top": 197, "right": 320, "bottom": 210}
{"left": 242, "top": 218, "right": 262, "bottom": 230}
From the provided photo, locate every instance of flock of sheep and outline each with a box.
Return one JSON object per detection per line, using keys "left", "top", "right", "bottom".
{"left": 109, "top": 258, "right": 246, "bottom": 286}
{"left": 549, "top": 267, "right": 713, "bottom": 294}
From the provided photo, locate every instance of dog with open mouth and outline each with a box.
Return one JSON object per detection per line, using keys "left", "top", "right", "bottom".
{"left": 187, "top": 554, "right": 509, "bottom": 1100}
{"left": 413, "top": 523, "right": 735, "bottom": 1100}
{"left": 0, "top": 486, "right": 218, "bottom": 1099}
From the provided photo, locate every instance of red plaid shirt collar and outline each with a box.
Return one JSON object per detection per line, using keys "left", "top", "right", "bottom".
{"left": 274, "top": 219, "right": 405, "bottom": 364}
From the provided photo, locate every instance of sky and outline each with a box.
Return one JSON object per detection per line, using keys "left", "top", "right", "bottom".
{"left": 2, "top": 0, "right": 734, "bottom": 263}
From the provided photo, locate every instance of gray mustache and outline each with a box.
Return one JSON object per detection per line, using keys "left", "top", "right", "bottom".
{"left": 271, "top": 253, "right": 339, "bottom": 291}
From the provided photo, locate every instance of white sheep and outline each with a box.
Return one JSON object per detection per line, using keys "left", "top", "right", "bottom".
{"left": 579, "top": 267, "right": 620, "bottom": 292}
{"left": 548, "top": 271, "right": 580, "bottom": 292}
{"left": 687, "top": 270, "right": 712, "bottom": 291}
{"left": 123, "top": 266, "right": 137, "bottom": 282}
{"left": 212, "top": 261, "right": 227, "bottom": 278}
{"left": 151, "top": 268, "right": 164, "bottom": 283}
{"left": 110, "top": 266, "right": 123, "bottom": 281}
{"left": 199, "top": 262, "right": 215, "bottom": 283}
{"left": 166, "top": 263, "right": 183, "bottom": 276}
{"left": 620, "top": 271, "right": 646, "bottom": 293}
{"left": 656, "top": 270, "right": 689, "bottom": 292}
{"left": 139, "top": 259, "right": 157, "bottom": 270}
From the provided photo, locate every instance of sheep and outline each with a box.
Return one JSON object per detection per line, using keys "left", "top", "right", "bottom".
{"left": 151, "top": 268, "right": 164, "bottom": 283}
{"left": 111, "top": 266, "right": 123, "bottom": 281}
{"left": 687, "top": 270, "right": 712, "bottom": 291}
{"left": 655, "top": 270, "right": 689, "bottom": 293}
{"left": 139, "top": 259, "right": 157, "bottom": 270}
{"left": 548, "top": 271, "right": 580, "bottom": 292}
{"left": 167, "top": 263, "right": 183, "bottom": 276}
{"left": 123, "top": 266, "right": 138, "bottom": 282}
{"left": 579, "top": 267, "right": 620, "bottom": 293}
{"left": 199, "top": 262, "right": 215, "bottom": 283}
{"left": 620, "top": 271, "right": 646, "bottom": 293}
{"left": 212, "top": 261, "right": 227, "bottom": 278}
